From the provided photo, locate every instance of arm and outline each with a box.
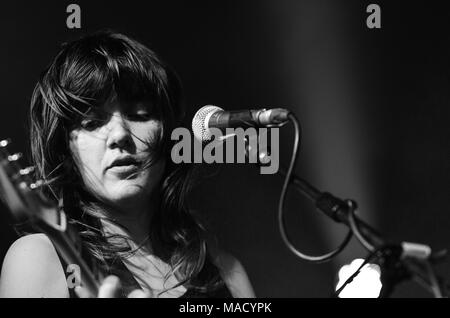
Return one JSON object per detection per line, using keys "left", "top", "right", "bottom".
{"left": 214, "top": 252, "right": 256, "bottom": 298}
{"left": 0, "top": 233, "right": 69, "bottom": 298}
{"left": 0, "top": 234, "right": 151, "bottom": 298}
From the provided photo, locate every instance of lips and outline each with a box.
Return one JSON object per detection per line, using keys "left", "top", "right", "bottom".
{"left": 106, "top": 156, "right": 141, "bottom": 175}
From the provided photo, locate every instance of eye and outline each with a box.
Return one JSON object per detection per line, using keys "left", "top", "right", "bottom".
{"left": 80, "top": 118, "right": 104, "bottom": 131}
{"left": 126, "top": 110, "right": 152, "bottom": 121}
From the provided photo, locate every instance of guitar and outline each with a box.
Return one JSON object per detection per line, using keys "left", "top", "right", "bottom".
{"left": 0, "top": 139, "right": 99, "bottom": 297}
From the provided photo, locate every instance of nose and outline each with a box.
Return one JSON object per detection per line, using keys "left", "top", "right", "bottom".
{"left": 105, "top": 112, "right": 133, "bottom": 150}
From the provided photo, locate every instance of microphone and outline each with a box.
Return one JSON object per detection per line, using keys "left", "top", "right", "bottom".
{"left": 192, "top": 105, "right": 290, "bottom": 141}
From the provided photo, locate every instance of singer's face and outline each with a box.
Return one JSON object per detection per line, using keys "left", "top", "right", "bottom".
{"left": 69, "top": 99, "right": 165, "bottom": 209}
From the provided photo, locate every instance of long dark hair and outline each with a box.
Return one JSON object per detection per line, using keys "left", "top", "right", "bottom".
{"left": 28, "top": 30, "right": 222, "bottom": 295}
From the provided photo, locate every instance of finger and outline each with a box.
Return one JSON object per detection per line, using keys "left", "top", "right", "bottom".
{"left": 74, "top": 286, "right": 92, "bottom": 298}
{"left": 98, "top": 275, "right": 122, "bottom": 298}
{"left": 127, "top": 289, "right": 152, "bottom": 298}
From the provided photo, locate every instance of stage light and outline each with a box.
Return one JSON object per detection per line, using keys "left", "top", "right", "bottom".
{"left": 336, "top": 258, "right": 382, "bottom": 298}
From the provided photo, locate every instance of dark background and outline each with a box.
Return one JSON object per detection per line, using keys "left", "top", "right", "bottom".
{"left": 0, "top": 1, "right": 449, "bottom": 297}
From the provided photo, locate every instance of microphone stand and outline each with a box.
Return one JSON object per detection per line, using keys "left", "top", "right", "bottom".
{"left": 286, "top": 171, "right": 448, "bottom": 298}
{"left": 241, "top": 113, "right": 448, "bottom": 297}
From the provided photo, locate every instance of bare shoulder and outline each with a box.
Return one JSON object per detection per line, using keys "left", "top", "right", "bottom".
{"left": 0, "top": 233, "right": 69, "bottom": 297}
{"left": 212, "top": 250, "right": 256, "bottom": 298}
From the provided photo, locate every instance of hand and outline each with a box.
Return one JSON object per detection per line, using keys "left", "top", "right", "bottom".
{"left": 74, "top": 275, "right": 151, "bottom": 298}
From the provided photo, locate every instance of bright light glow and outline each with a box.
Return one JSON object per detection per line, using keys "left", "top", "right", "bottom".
{"left": 336, "top": 258, "right": 382, "bottom": 298}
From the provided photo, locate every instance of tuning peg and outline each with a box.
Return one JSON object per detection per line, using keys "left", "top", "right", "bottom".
{"left": 0, "top": 139, "right": 11, "bottom": 147}
{"left": 7, "top": 153, "right": 22, "bottom": 162}
{"left": 12, "top": 166, "right": 36, "bottom": 182}
{"left": 29, "top": 179, "right": 45, "bottom": 190}
{"left": 19, "top": 166, "right": 35, "bottom": 176}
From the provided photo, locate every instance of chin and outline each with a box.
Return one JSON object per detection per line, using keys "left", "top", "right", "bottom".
{"left": 103, "top": 178, "right": 156, "bottom": 206}
{"left": 108, "top": 181, "right": 147, "bottom": 198}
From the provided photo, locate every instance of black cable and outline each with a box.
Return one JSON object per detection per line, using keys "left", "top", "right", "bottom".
{"left": 277, "top": 113, "right": 352, "bottom": 263}
{"left": 346, "top": 200, "right": 376, "bottom": 252}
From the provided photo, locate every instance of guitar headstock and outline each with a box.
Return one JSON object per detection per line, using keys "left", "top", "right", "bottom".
{"left": 0, "top": 139, "right": 100, "bottom": 296}
{"left": 0, "top": 138, "right": 61, "bottom": 228}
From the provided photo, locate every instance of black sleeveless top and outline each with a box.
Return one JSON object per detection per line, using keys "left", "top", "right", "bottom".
{"left": 54, "top": 245, "right": 233, "bottom": 298}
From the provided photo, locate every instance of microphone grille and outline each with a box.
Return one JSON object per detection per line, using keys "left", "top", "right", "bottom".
{"left": 192, "top": 105, "right": 223, "bottom": 142}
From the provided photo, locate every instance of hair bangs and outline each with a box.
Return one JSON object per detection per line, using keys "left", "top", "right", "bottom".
{"left": 44, "top": 31, "right": 176, "bottom": 126}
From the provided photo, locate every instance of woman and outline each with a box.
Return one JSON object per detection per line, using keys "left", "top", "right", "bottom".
{"left": 0, "top": 31, "right": 255, "bottom": 298}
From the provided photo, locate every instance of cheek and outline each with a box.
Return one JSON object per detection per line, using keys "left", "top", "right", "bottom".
{"left": 131, "top": 121, "right": 162, "bottom": 151}
{"left": 69, "top": 131, "right": 105, "bottom": 176}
